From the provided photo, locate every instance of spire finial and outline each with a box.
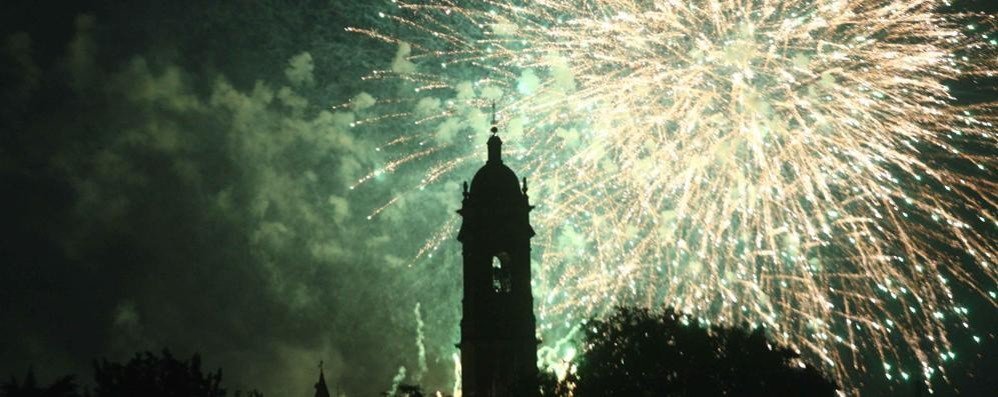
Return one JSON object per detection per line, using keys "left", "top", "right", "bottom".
{"left": 486, "top": 101, "right": 502, "bottom": 163}
{"left": 490, "top": 101, "right": 499, "bottom": 135}
{"left": 319, "top": 360, "right": 324, "bottom": 373}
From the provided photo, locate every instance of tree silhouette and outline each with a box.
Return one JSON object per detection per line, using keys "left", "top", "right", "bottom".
{"left": 571, "top": 307, "right": 837, "bottom": 397}
{"left": 91, "top": 349, "right": 224, "bottom": 397}
{"left": 3, "top": 351, "right": 269, "bottom": 397}
{"left": 1, "top": 369, "right": 80, "bottom": 397}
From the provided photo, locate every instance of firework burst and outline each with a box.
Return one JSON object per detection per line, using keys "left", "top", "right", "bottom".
{"left": 347, "top": 0, "right": 998, "bottom": 392}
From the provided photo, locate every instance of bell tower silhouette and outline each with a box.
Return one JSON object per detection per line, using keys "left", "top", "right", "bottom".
{"left": 457, "top": 114, "right": 538, "bottom": 397}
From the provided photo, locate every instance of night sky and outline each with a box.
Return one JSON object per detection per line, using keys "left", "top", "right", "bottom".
{"left": 1, "top": 1, "right": 995, "bottom": 396}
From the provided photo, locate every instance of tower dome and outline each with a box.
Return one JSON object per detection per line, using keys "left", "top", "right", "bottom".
{"left": 469, "top": 135, "right": 524, "bottom": 201}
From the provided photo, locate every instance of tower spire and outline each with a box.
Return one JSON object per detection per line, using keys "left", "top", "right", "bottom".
{"left": 490, "top": 101, "right": 498, "bottom": 132}
{"left": 314, "top": 360, "right": 330, "bottom": 397}
{"left": 487, "top": 102, "right": 502, "bottom": 164}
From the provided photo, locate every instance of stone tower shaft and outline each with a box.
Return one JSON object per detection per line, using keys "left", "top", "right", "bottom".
{"left": 457, "top": 132, "right": 539, "bottom": 397}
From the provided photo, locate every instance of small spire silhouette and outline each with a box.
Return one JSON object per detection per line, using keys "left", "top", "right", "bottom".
{"left": 314, "top": 360, "right": 330, "bottom": 397}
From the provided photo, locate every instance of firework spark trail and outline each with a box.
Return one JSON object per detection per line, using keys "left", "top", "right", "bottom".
{"left": 348, "top": 0, "right": 997, "bottom": 392}
{"left": 414, "top": 302, "right": 428, "bottom": 381}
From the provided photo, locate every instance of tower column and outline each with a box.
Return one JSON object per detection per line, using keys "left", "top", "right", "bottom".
{"left": 457, "top": 126, "right": 538, "bottom": 397}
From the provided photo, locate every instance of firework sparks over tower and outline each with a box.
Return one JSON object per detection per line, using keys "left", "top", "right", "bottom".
{"left": 348, "top": 0, "right": 998, "bottom": 392}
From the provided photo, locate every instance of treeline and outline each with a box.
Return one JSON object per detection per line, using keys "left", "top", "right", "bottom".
{"left": 5, "top": 306, "right": 836, "bottom": 397}
{"left": 566, "top": 307, "right": 837, "bottom": 396}
{"left": 2, "top": 350, "right": 262, "bottom": 397}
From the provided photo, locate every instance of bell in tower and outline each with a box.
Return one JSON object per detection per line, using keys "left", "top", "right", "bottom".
{"left": 456, "top": 120, "right": 539, "bottom": 397}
